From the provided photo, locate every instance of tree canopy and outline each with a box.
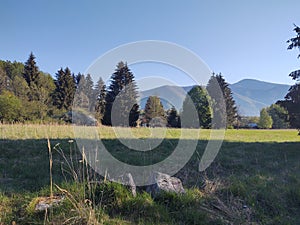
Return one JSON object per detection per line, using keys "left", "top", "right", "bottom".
{"left": 278, "top": 24, "right": 300, "bottom": 133}
{"left": 182, "top": 86, "right": 211, "bottom": 128}
{"left": 103, "top": 62, "right": 139, "bottom": 127}
{"left": 207, "top": 73, "right": 238, "bottom": 128}
{"left": 144, "top": 96, "right": 166, "bottom": 127}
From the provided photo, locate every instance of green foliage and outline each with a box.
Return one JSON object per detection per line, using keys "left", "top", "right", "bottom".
{"left": 279, "top": 25, "right": 300, "bottom": 132}
{"left": 182, "top": 86, "right": 211, "bottom": 128}
{"left": 258, "top": 108, "right": 273, "bottom": 128}
{"left": 167, "top": 106, "right": 180, "bottom": 128}
{"left": 23, "top": 52, "right": 41, "bottom": 101}
{"left": 0, "top": 67, "right": 8, "bottom": 93}
{"left": 144, "top": 96, "right": 166, "bottom": 127}
{"left": 53, "top": 67, "right": 76, "bottom": 111}
{"left": 0, "top": 91, "right": 22, "bottom": 122}
{"left": 103, "top": 62, "right": 139, "bottom": 127}
{"left": 207, "top": 73, "right": 238, "bottom": 128}
{"left": 94, "top": 77, "right": 106, "bottom": 123}
{"left": 11, "top": 75, "right": 30, "bottom": 100}
{"left": 267, "top": 104, "right": 289, "bottom": 128}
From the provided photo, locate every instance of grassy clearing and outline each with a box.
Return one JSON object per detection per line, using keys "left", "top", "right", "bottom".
{"left": 0, "top": 125, "right": 300, "bottom": 224}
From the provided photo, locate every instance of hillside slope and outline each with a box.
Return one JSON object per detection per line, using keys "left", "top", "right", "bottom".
{"left": 139, "top": 79, "right": 290, "bottom": 116}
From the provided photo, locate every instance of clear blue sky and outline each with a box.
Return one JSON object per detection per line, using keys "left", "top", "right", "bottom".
{"left": 1, "top": 0, "right": 300, "bottom": 87}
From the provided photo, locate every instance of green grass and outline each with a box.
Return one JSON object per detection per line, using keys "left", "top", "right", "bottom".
{"left": 0, "top": 125, "right": 300, "bottom": 224}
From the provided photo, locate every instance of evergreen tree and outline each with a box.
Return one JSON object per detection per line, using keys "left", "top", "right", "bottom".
{"left": 103, "top": 62, "right": 139, "bottom": 126}
{"left": 182, "top": 86, "right": 211, "bottom": 128}
{"left": 144, "top": 96, "right": 166, "bottom": 127}
{"left": 278, "top": 25, "right": 300, "bottom": 133}
{"left": 53, "top": 67, "right": 76, "bottom": 111}
{"left": 85, "top": 74, "right": 95, "bottom": 111}
{"left": 207, "top": 73, "right": 238, "bottom": 128}
{"left": 23, "top": 52, "right": 40, "bottom": 101}
{"left": 73, "top": 73, "right": 89, "bottom": 109}
{"left": 0, "top": 67, "right": 7, "bottom": 93}
{"left": 258, "top": 108, "right": 273, "bottom": 129}
{"left": 167, "top": 106, "right": 180, "bottom": 128}
{"left": 75, "top": 73, "right": 85, "bottom": 89}
{"left": 94, "top": 77, "right": 106, "bottom": 123}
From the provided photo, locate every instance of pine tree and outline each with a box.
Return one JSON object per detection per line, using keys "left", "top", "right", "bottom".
{"left": 182, "top": 86, "right": 211, "bottom": 128}
{"left": 85, "top": 74, "right": 95, "bottom": 111}
{"left": 103, "top": 62, "right": 139, "bottom": 126}
{"left": 94, "top": 77, "right": 106, "bottom": 123}
{"left": 23, "top": 52, "right": 40, "bottom": 101}
{"left": 144, "top": 96, "right": 166, "bottom": 127}
{"left": 207, "top": 73, "right": 238, "bottom": 128}
{"left": 53, "top": 67, "right": 76, "bottom": 111}
{"left": 167, "top": 106, "right": 180, "bottom": 128}
{"left": 73, "top": 73, "right": 89, "bottom": 109}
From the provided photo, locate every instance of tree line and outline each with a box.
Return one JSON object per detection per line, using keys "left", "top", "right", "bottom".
{"left": 0, "top": 54, "right": 239, "bottom": 128}
{"left": 1, "top": 23, "right": 299, "bottom": 131}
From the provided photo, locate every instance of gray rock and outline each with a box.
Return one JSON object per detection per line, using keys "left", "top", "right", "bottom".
{"left": 111, "top": 172, "right": 136, "bottom": 197}
{"left": 146, "top": 172, "right": 185, "bottom": 196}
{"left": 124, "top": 173, "right": 136, "bottom": 197}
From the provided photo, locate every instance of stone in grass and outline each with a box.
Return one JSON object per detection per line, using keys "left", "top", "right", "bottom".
{"left": 110, "top": 173, "right": 137, "bottom": 197}
{"left": 146, "top": 172, "right": 185, "bottom": 196}
{"left": 123, "top": 173, "right": 136, "bottom": 197}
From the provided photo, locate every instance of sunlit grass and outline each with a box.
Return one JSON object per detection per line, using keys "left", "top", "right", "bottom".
{"left": 1, "top": 124, "right": 299, "bottom": 142}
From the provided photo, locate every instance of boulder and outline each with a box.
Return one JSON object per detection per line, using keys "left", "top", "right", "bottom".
{"left": 146, "top": 172, "right": 185, "bottom": 196}
{"left": 111, "top": 172, "right": 136, "bottom": 197}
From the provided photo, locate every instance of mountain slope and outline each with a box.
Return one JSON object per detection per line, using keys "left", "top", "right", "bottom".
{"left": 139, "top": 79, "right": 291, "bottom": 116}
{"left": 229, "top": 79, "right": 290, "bottom": 116}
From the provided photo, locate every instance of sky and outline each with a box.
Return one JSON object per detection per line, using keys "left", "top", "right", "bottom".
{"left": 1, "top": 0, "right": 300, "bottom": 89}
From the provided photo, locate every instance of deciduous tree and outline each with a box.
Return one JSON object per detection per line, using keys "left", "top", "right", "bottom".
{"left": 258, "top": 108, "right": 273, "bottom": 129}
{"left": 144, "top": 96, "right": 166, "bottom": 127}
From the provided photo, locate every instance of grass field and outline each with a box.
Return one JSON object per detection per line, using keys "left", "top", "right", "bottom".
{"left": 0, "top": 125, "right": 300, "bottom": 224}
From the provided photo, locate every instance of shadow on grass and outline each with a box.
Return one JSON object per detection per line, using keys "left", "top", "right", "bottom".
{"left": 0, "top": 138, "right": 299, "bottom": 192}
{"left": 0, "top": 138, "right": 300, "bottom": 223}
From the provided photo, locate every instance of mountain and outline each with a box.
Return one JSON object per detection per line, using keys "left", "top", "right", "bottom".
{"left": 229, "top": 79, "right": 290, "bottom": 116}
{"left": 139, "top": 85, "right": 193, "bottom": 111}
{"left": 139, "top": 79, "right": 291, "bottom": 116}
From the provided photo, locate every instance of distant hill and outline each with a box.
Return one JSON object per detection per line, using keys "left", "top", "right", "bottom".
{"left": 229, "top": 79, "right": 290, "bottom": 116}
{"left": 139, "top": 79, "right": 291, "bottom": 116}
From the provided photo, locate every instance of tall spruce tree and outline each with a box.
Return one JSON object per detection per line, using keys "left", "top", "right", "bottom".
{"left": 85, "top": 74, "right": 95, "bottom": 111}
{"left": 94, "top": 77, "right": 106, "bottom": 123}
{"left": 103, "top": 62, "right": 139, "bottom": 126}
{"left": 73, "top": 73, "right": 89, "bottom": 109}
{"left": 53, "top": 67, "right": 76, "bottom": 111}
{"left": 23, "top": 52, "right": 40, "bottom": 101}
{"left": 167, "top": 106, "right": 180, "bottom": 128}
{"left": 144, "top": 96, "right": 166, "bottom": 127}
{"left": 207, "top": 73, "right": 238, "bottom": 128}
{"left": 182, "top": 86, "right": 211, "bottom": 128}
{"left": 278, "top": 25, "right": 300, "bottom": 133}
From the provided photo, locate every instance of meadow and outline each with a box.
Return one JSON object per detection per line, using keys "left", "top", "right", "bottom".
{"left": 0, "top": 125, "right": 300, "bottom": 224}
